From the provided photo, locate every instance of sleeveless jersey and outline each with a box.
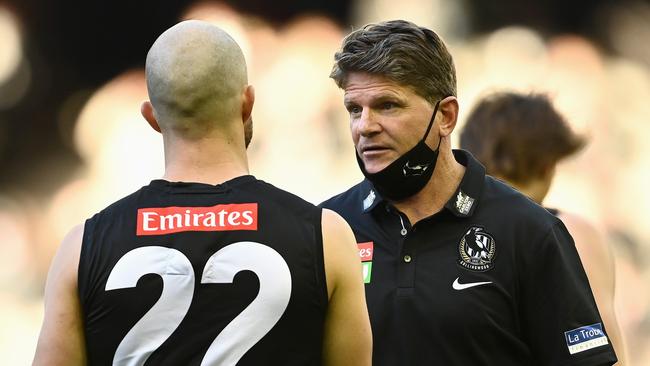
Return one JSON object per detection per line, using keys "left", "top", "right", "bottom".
{"left": 78, "top": 176, "right": 328, "bottom": 366}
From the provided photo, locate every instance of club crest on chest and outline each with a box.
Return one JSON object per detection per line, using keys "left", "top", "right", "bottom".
{"left": 458, "top": 226, "right": 496, "bottom": 272}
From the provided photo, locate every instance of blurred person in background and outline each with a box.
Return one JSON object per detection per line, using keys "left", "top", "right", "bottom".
{"left": 32, "top": 20, "right": 371, "bottom": 366}
{"left": 459, "top": 91, "right": 627, "bottom": 364}
{"left": 609, "top": 229, "right": 650, "bottom": 365}
{"left": 460, "top": 92, "right": 626, "bottom": 365}
{"left": 321, "top": 19, "right": 618, "bottom": 366}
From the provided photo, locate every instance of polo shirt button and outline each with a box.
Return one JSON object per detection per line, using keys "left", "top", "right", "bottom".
{"left": 403, "top": 255, "right": 412, "bottom": 263}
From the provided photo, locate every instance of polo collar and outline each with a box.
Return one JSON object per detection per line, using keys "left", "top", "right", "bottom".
{"left": 443, "top": 149, "right": 485, "bottom": 217}
{"left": 360, "top": 149, "right": 485, "bottom": 217}
{"left": 360, "top": 180, "right": 382, "bottom": 213}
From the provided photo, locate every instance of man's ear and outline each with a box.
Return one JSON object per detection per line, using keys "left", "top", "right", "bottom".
{"left": 437, "top": 96, "right": 459, "bottom": 137}
{"left": 242, "top": 85, "right": 255, "bottom": 123}
{"left": 141, "top": 101, "right": 161, "bottom": 133}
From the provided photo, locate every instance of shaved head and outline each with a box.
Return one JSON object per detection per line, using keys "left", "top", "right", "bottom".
{"left": 145, "top": 20, "right": 249, "bottom": 139}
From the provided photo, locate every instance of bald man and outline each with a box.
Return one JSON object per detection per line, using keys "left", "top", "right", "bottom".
{"left": 33, "top": 20, "right": 371, "bottom": 366}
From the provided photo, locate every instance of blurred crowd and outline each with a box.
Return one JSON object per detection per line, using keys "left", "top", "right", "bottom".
{"left": 1, "top": 0, "right": 649, "bottom": 364}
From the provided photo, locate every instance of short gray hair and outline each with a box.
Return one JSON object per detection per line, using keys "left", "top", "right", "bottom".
{"left": 330, "top": 20, "right": 456, "bottom": 103}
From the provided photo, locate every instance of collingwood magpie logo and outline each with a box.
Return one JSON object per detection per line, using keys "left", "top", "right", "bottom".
{"left": 402, "top": 161, "right": 430, "bottom": 177}
{"left": 458, "top": 226, "right": 496, "bottom": 271}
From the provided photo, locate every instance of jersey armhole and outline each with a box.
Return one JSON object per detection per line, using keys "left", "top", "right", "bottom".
{"left": 77, "top": 217, "right": 96, "bottom": 317}
{"left": 313, "top": 208, "right": 329, "bottom": 309}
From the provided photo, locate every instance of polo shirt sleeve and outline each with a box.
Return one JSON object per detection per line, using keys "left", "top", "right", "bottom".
{"left": 518, "top": 221, "right": 618, "bottom": 366}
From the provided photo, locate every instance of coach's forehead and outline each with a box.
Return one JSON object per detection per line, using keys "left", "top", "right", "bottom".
{"left": 343, "top": 72, "right": 422, "bottom": 104}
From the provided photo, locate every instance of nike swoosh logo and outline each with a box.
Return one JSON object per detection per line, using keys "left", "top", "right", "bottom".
{"left": 452, "top": 277, "right": 492, "bottom": 290}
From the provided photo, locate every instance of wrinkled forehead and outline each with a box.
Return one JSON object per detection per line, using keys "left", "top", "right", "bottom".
{"left": 343, "top": 72, "right": 424, "bottom": 105}
{"left": 344, "top": 72, "right": 410, "bottom": 97}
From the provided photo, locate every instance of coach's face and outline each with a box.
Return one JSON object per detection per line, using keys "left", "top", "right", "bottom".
{"left": 343, "top": 72, "right": 437, "bottom": 174}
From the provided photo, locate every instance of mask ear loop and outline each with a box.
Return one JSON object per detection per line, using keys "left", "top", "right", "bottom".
{"left": 422, "top": 99, "right": 443, "bottom": 150}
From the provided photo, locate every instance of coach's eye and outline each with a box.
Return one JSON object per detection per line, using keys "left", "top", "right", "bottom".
{"left": 347, "top": 105, "right": 362, "bottom": 115}
{"left": 382, "top": 102, "right": 396, "bottom": 110}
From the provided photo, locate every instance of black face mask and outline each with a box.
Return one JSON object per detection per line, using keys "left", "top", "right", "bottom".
{"left": 356, "top": 100, "right": 442, "bottom": 201}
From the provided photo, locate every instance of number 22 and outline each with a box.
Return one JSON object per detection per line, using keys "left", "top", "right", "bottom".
{"left": 105, "top": 241, "right": 292, "bottom": 366}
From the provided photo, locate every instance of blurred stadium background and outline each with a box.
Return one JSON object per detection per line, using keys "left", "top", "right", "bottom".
{"left": 1, "top": 0, "right": 649, "bottom": 364}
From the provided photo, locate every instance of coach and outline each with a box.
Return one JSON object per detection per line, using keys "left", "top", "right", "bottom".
{"left": 320, "top": 19, "right": 618, "bottom": 366}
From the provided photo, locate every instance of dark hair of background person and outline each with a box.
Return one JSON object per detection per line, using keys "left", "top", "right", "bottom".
{"left": 329, "top": 19, "right": 456, "bottom": 103}
{"left": 459, "top": 92, "right": 586, "bottom": 184}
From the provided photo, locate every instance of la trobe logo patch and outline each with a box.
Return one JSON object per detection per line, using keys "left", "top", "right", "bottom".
{"left": 458, "top": 226, "right": 496, "bottom": 271}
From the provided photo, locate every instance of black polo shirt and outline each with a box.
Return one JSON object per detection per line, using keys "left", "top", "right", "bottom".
{"left": 320, "top": 150, "right": 617, "bottom": 366}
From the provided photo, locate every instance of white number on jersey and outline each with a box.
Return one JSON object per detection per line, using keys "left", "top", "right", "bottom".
{"left": 105, "top": 242, "right": 292, "bottom": 366}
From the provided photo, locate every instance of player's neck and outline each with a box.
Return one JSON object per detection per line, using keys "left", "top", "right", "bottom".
{"left": 393, "top": 147, "right": 465, "bottom": 224}
{"left": 162, "top": 135, "right": 250, "bottom": 185}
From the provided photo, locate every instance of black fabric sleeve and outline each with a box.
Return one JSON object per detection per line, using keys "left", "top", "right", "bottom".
{"left": 519, "top": 221, "right": 618, "bottom": 366}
